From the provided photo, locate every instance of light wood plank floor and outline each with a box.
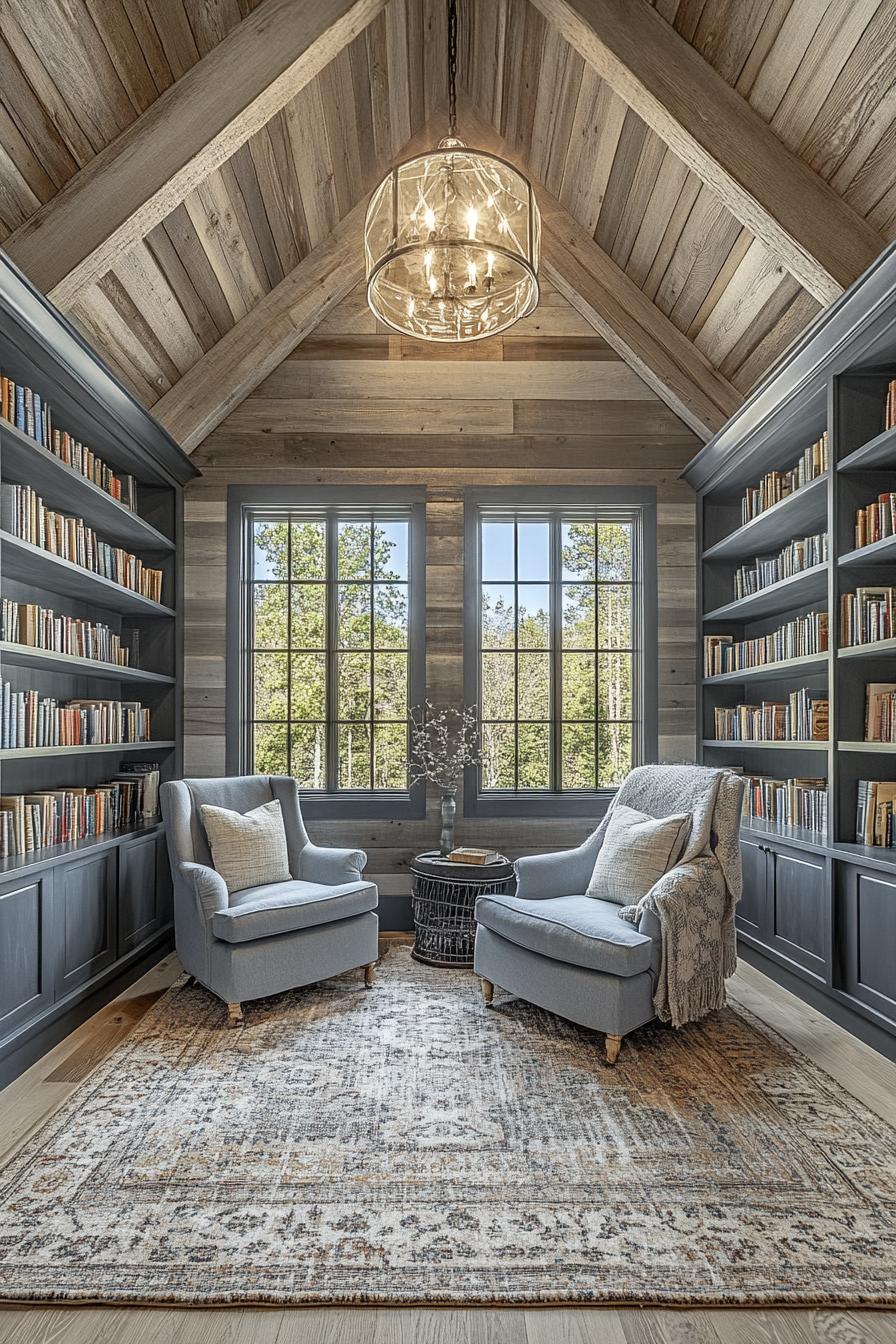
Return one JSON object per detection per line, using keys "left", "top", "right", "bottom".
{"left": 1, "top": 943, "right": 895, "bottom": 1344}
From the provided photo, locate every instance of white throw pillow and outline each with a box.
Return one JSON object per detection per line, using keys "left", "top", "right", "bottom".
{"left": 586, "top": 803, "right": 691, "bottom": 906}
{"left": 200, "top": 799, "right": 291, "bottom": 895}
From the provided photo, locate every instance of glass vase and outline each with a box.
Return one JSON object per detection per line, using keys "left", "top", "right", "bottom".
{"left": 439, "top": 790, "right": 457, "bottom": 857}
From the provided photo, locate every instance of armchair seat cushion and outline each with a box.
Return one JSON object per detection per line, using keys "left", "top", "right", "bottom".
{"left": 212, "top": 879, "right": 377, "bottom": 945}
{"left": 474, "top": 892, "right": 655, "bottom": 977}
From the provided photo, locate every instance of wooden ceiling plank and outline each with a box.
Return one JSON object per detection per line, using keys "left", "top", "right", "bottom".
{"left": 422, "top": 0, "right": 448, "bottom": 121}
{"left": 641, "top": 172, "right": 701, "bottom": 301}
{"left": 557, "top": 68, "right": 628, "bottom": 236}
{"left": 71, "top": 285, "right": 173, "bottom": 405}
{"left": 716, "top": 270, "right": 804, "bottom": 382}
{"left": 284, "top": 80, "right": 341, "bottom": 250}
{"left": 183, "top": 173, "right": 266, "bottom": 322}
{"left": 220, "top": 147, "right": 284, "bottom": 291}
{"left": 693, "top": 237, "right": 788, "bottom": 361}
{"left": 364, "top": 12, "right": 394, "bottom": 169}
{"left": 623, "top": 148, "right": 690, "bottom": 290}
{"left": 607, "top": 127, "right": 668, "bottom": 271}
{"left": 528, "top": 26, "right": 585, "bottom": 195}
{"left": 730, "top": 289, "right": 820, "bottom": 392}
{"left": 3, "top": 0, "right": 386, "bottom": 308}
{"left": 385, "top": 0, "right": 413, "bottom": 154}
{"left": 745, "top": 0, "right": 828, "bottom": 122}
{"left": 245, "top": 123, "right": 305, "bottom": 277}
{"left": 528, "top": 0, "right": 885, "bottom": 303}
{"left": 319, "top": 47, "right": 366, "bottom": 218}
{"left": 0, "top": 129, "right": 45, "bottom": 238}
{"left": 144, "top": 223, "right": 225, "bottom": 353}
{"left": 264, "top": 359, "right": 655, "bottom": 400}
{"left": 684, "top": 227, "right": 754, "bottom": 341}
{"left": 0, "top": 16, "right": 96, "bottom": 173}
{"left": 665, "top": 199, "right": 744, "bottom": 333}
{"left": 733, "top": 0, "right": 793, "bottom": 100}
{"left": 84, "top": 0, "right": 160, "bottom": 117}
{"left": 120, "top": 0, "right": 176, "bottom": 95}
{"left": 159, "top": 202, "right": 235, "bottom": 338}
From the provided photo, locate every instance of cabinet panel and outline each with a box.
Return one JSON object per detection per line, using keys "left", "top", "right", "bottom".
{"left": 0, "top": 873, "right": 53, "bottom": 1039}
{"left": 57, "top": 851, "right": 116, "bottom": 997}
{"left": 736, "top": 838, "right": 767, "bottom": 936}
{"left": 837, "top": 863, "right": 896, "bottom": 1025}
{"left": 118, "top": 832, "right": 162, "bottom": 956}
{"left": 156, "top": 832, "right": 173, "bottom": 928}
{"left": 767, "top": 846, "right": 828, "bottom": 980}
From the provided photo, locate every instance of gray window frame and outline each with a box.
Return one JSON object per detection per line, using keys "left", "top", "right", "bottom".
{"left": 463, "top": 486, "right": 658, "bottom": 819}
{"left": 227, "top": 485, "right": 427, "bottom": 820}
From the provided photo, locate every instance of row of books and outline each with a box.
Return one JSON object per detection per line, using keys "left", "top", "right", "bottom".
{"left": 743, "top": 775, "right": 827, "bottom": 835}
{"left": 733, "top": 532, "right": 827, "bottom": 600}
{"left": 704, "top": 612, "right": 828, "bottom": 677}
{"left": 0, "top": 764, "right": 160, "bottom": 859}
{"left": 713, "top": 689, "right": 829, "bottom": 742}
{"left": 0, "top": 598, "right": 134, "bottom": 667}
{"left": 840, "top": 587, "right": 895, "bottom": 646}
{"left": 854, "top": 492, "right": 896, "bottom": 549}
{"left": 884, "top": 378, "right": 896, "bottom": 431}
{"left": 740, "top": 432, "right": 828, "bottom": 526}
{"left": 1, "top": 682, "right": 151, "bottom": 750}
{"left": 0, "top": 483, "right": 164, "bottom": 604}
{"left": 1, "top": 372, "right": 137, "bottom": 510}
{"left": 865, "top": 682, "right": 896, "bottom": 744}
{"left": 856, "top": 780, "right": 896, "bottom": 848}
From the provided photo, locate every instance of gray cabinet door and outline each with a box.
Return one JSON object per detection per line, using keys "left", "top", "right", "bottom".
{"left": 766, "top": 844, "right": 828, "bottom": 982}
{"left": 56, "top": 850, "right": 117, "bottom": 997}
{"left": 118, "top": 831, "right": 162, "bottom": 956}
{"left": 836, "top": 862, "right": 896, "bottom": 1026}
{"left": 736, "top": 836, "right": 768, "bottom": 938}
{"left": 0, "top": 871, "right": 53, "bottom": 1042}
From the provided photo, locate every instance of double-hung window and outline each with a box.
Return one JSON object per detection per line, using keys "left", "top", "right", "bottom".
{"left": 464, "top": 488, "right": 657, "bottom": 817}
{"left": 228, "top": 487, "right": 426, "bottom": 818}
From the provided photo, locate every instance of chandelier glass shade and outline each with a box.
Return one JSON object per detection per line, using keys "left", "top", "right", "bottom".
{"left": 364, "top": 137, "right": 541, "bottom": 343}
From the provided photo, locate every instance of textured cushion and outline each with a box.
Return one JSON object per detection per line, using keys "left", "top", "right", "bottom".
{"left": 586, "top": 804, "right": 690, "bottom": 906}
{"left": 212, "top": 879, "right": 378, "bottom": 944}
{"left": 474, "top": 893, "right": 655, "bottom": 977}
{"left": 200, "top": 799, "right": 291, "bottom": 895}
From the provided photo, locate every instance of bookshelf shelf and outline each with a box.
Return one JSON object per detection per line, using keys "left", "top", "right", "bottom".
{"left": 702, "top": 739, "right": 829, "bottom": 751}
{"left": 839, "top": 534, "right": 896, "bottom": 567}
{"left": 837, "top": 425, "right": 896, "bottom": 473}
{"left": 702, "top": 652, "right": 828, "bottom": 686}
{"left": 838, "top": 636, "right": 896, "bottom": 659}
{"left": 828, "top": 841, "right": 896, "bottom": 874}
{"left": 2, "top": 420, "right": 175, "bottom": 552}
{"left": 0, "top": 641, "right": 175, "bottom": 684}
{"left": 702, "top": 474, "right": 828, "bottom": 561}
{"left": 839, "top": 740, "right": 896, "bottom": 753}
{"left": 0, "top": 819, "right": 164, "bottom": 882}
{"left": 0, "top": 532, "right": 175, "bottom": 617}
{"left": 0, "top": 740, "right": 176, "bottom": 760}
{"left": 703, "top": 564, "right": 828, "bottom": 623}
{"left": 740, "top": 816, "right": 828, "bottom": 854}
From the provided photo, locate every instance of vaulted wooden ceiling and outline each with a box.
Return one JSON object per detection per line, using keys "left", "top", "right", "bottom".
{"left": 0, "top": 0, "right": 893, "bottom": 450}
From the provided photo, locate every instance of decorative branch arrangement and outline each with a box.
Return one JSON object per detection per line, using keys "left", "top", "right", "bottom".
{"left": 406, "top": 702, "right": 482, "bottom": 791}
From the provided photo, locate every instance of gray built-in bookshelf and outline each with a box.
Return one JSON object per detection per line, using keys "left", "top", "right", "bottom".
{"left": 0, "top": 253, "right": 198, "bottom": 1084}
{"left": 685, "top": 241, "right": 896, "bottom": 1061}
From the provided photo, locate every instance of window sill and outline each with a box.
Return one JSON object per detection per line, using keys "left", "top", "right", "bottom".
{"left": 464, "top": 788, "right": 618, "bottom": 820}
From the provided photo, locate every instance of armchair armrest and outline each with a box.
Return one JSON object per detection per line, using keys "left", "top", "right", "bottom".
{"left": 180, "top": 861, "right": 229, "bottom": 918}
{"left": 299, "top": 842, "right": 367, "bottom": 886}
{"left": 514, "top": 827, "right": 604, "bottom": 900}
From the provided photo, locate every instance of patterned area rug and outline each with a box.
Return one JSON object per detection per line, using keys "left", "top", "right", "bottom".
{"left": 1, "top": 943, "right": 895, "bottom": 1306}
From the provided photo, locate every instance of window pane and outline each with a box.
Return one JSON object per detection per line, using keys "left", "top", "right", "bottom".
{"left": 374, "top": 722, "right": 407, "bottom": 788}
{"left": 290, "top": 653, "right": 326, "bottom": 720}
{"left": 253, "top": 521, "right": 288, "bottom": 580}
{"left": 253, "top": 584, "right": 288, "bottom": 649}
{"left": 518, "top": 723, "right": 550, "bottom": 789}
{"left": 599, "top": 722, "right": 632, "bottom": 788}
{"left": 253, "top": 721, "right": 287, "bottom": 774}
{"left": 598, "top": 522, "right": 632, "bottom": 581}
{"left": 374, "top": 583, "right": 408, "bottom": 648}
{"left": 339, "top": 722, "right": 371, "bottom": 788}
{"left": 562, "top": 652, "right": 595, "bottom": 719}
{"left": 291, "top": 584, "right": 326, "bottom": 648}
{"left": 338, "top": 584, "right": 371, "bottom": 648}
{"left": 598, "top": 652, "right": 633, "bottom": 721}
{"left": 562, "top": 584, "right": 595, "bottom": 648}
{"left": 599, "top": 585, "right": 632, "bottom": 649}
{"left": 481, "top": 651, "right": 515, "bottom": 720}
{"left": 338, "top": 520, "right": 372, "bottom": 578}
{"left": 291, "top": 722, "right": 326, "bottom": 789}
{"left": 562, "top": 722, "right": 596, "bottom": 790}
{"left": 517, "top": 584, "right": 550, "bottom": 648}
{"left": 374, "top": 520, "right": 408, "bottom": 579}
{"left": 253, "top": 652, "right": 288, "bottom": 720}
{"left": 481, "top": 723, "right": 515, "bottom": 789}
{"left": 482, "top": 584, "right": 515, "bottom": 649}
{"left": 290, "top": 520, "right": 325, "bottom": 579}
{"left": 518, "top": 651, "right": 550, "bottom": 719}
{"left": 338, "top": 652, "right": 371, "bottom": 720}
{"left": 518, "top": 521, "right": 549, "bottom": 581}
{"left": 562, "top": 521, "right": 595, "bottom": 579}
{"left": 374, "top": 652, "right": 408, "bottom": 719}
{"left": 482, "top": 520, "right": 514, "bottom": 580}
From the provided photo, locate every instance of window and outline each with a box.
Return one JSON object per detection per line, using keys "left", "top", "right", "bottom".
{"left": 228, "top": 488, "right": 425, "bottom": 818}
{"left": 464, "top": 489, "right": 657, "bottom": 817}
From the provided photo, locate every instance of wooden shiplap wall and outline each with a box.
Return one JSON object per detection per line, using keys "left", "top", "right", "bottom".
{"left": 184, "top": 280, "right": 699, "bottom": 912}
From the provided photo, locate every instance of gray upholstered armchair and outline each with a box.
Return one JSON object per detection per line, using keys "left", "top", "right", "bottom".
{"left": 160, "top": 775, "right": 379, "bottom": 1025}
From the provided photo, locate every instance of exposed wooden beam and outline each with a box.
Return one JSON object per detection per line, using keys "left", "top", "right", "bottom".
{"left": 3, "top": 0, "right": 385, "bottom": 309}
{"left": 528, "top": 0, "right": 885, "bottom": 305}
{"left": 460, "top": 106, "right": 741, "bottom": 440}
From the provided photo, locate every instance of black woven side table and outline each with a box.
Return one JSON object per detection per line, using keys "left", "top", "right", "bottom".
{"left": 410, "top": 852, "right": 515, "bottom": 968}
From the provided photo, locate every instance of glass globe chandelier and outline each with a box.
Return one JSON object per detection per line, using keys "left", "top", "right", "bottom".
{"left": 364, "top": 0, "right": 540, "bottom": 343}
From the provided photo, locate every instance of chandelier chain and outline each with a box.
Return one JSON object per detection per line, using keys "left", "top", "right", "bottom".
{"left": 447, "top": 0, "right": 458, "bottom": 139}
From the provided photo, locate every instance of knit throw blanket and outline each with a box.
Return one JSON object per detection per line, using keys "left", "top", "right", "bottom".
{"left": 594, "top": 765, "right": 746, "bottom": 1029}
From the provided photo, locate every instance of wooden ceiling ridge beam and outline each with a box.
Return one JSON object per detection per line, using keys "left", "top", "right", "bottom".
{"left": 2, "top": 0, "right": 386, "bottom": 309}
{"left": 528, "top": 0, "right": 885, "bottom": 305}
{"left": 153, "top": 114, "right": 447, "bottom": 453}
{"left": 458, "top": 103, "right": 740, "bottom": 440}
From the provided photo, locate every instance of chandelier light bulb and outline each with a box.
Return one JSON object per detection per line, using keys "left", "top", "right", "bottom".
{"left": 466, "top": 206, "right": 478, "bottom": 239}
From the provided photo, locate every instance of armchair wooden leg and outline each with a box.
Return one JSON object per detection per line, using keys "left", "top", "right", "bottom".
{"left": 605, "top": 1033, "right": 622, "bottom": 1066}
{"left": 227, "top": 1002, "right": 244, "bottom": 1028}
{"left": 364, "top": 962, "right": 376, "bottom": 989}
{"left": 481, "top": 977, "right": 494, "bottom": 1006}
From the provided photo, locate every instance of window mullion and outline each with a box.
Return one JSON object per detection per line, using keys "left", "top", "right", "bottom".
{"left": 326, "top": 512, "right": 339, "bottom": 793}
{"left": 550, "top": 514, "right": 563, "bottom": 793}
